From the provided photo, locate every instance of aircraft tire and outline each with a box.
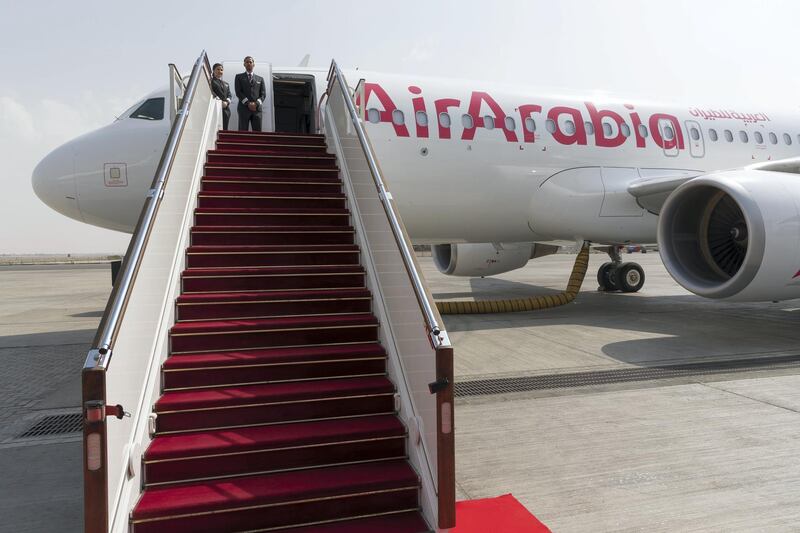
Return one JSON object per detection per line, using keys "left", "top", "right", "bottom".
{"left": 597, "top": 262, "right": 618, "bottom": 291}
{"left": 615, "top": 262, "right": 645, "bottom": 293}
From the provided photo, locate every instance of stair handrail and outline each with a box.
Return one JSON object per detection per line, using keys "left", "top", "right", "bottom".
{"left": 323, "top": 60, "right": 449, "bottom": 349}
{"left": 322, "top": 59, "right": 456, "bottom": 529}
{"left": 85, "top": 50, "right": 212, "bottom": 372}
{"left": 82, "top": 49, "right": 213, "bottom": 533}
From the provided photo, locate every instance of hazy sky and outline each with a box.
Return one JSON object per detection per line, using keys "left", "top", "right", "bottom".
{"left": 3, "top": 0, "right": 800, "bottom": 254}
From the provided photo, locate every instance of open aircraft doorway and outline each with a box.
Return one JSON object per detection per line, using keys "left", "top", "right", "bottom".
{"left": 272, "top": 74, "right": 317, "bottom": 134}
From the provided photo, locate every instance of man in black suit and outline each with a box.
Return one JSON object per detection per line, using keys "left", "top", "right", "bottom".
{"left": 210, "top": 63, "right": 232, "bottom": 130}
{"left": 235, "top": 56, "right": 267, "bottom": 131}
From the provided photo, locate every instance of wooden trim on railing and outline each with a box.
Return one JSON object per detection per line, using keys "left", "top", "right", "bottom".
{"left": 82, "top": 367, "right": 108, "bottom": 533}
{"left": 436, "top": 345, "right": 456, "bottom": 529}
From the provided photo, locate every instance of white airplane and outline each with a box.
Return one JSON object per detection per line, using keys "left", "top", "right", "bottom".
{"left": 32, "top": 60, "right": 800, "bottom": 302}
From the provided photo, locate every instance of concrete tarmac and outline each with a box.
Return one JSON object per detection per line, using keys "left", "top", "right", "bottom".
{"left": 422, "top": 253, "right": 800, "bottom": 532}
{"left": 4, "top": 255, "right": 800, "bottom": 531}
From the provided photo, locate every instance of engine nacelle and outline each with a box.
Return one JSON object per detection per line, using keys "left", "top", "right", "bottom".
{"left": 431, "top": 242, "right": 557, "bottom": 277}
{"left": 657, "top": 169, "right": 800, "bottom": 301}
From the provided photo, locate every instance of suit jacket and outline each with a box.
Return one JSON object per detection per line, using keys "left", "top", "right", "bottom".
{"left": 235, "top": 72, "right": 267, "bottom": 111}
{"left": 211, "top": 77, "right": 231, "bottom": 103}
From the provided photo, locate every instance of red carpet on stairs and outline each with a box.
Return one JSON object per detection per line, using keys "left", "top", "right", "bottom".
{"left": 130, "top": 130, "right": 431, "bottom": 532}
{"left": 452, "top": 494, "right": 552, "bottom": 533}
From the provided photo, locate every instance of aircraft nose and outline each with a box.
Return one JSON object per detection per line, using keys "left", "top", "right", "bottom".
{"left": 32, "top": 143, "right": 83, "bottom": 222}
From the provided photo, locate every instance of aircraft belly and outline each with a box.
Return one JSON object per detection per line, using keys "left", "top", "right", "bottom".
{"left": 531, "top": 167, "right": 658, "bottom": 244}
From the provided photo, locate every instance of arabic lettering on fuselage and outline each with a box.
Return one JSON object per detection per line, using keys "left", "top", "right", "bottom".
{"left": 689, "top": 108, "right": 770, "bottom": 123}
{"left": 359, "top": 82, "right": 771, "bottom": 152}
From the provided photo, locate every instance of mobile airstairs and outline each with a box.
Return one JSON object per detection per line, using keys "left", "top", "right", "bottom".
{"left": 82, "top": 51, "right": 455, "bottom": 533}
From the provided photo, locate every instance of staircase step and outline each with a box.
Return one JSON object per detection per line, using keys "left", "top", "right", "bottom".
{"left": 181, "top": 265, "right": 365, "bottom": 293}
{"left": 271, "top": 512, "right": 431, "bottom": 533}
{"left": 195, "top": 207, "right": 350, "bottom": 227}
{"left": 197, "top": 191, "right": 346, "bottom": 210}
{"left": 169, "top": 313, "right": 379, "bottom": 354}
{"left": 144, "top": 414, "right": 405, "bottom": 485}
{"left": 217, "top": 131, "right": 327, "bottom": 146}
{"left": 130, "top": 460, "right": 419, "bottom": 533}
{"left": 163, "top": 343, "right": 387, "bottom": 389}
{"left": 214, "top": 143, "right": 331, "bottom": 156}
{"left": 185, "top": 244, "right": 360, "bottom": 268}
{"left": 205, "top": 164, "right": 339, "bottom": 179}
{"left": 207, "top": 152, "right": 338, "bottom": 169}
{"left": 191, "top": 225, "right": 355, "bottom": 246}
{"left": 175, "top": 288, "right": 372, "bottom": 322}
{"left": 155, "top": 375, "right": 395, "bottom": 432}
{"left": 201, "top": 177, "right": 341, "bottom": 194}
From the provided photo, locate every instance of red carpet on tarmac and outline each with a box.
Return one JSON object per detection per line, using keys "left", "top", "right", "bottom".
{"left": 452, "top": 494, "right": 551, "bottom": 533}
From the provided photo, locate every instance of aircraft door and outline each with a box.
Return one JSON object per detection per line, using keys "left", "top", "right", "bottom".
{"left": 684, "top": 120, "right": 705, "bottom": 158}
{"left": 262, "top": 62, "right": 274, "bottom": 132}
{"left": 657, "top": 118, "right": 679, "bottom": 157}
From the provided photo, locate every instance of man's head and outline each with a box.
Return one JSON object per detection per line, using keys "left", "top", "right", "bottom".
{"left": 243, "top": 56, "right": 255, "bottom": 73}
{"left": 213, "top": 63, "right": 223, "bottom": 79}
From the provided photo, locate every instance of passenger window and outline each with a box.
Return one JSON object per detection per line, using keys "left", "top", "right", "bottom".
{"left": 438, "top": 112, "right": 451, "bottom": 128}
{"left": 663, "top": 125, "right": 674, "bottom": 140}
{"left": 769, "top": 132, "right": 778, "bottom": 144}
{"left": 564, "top": 120, "right": 576, "bottom": 135}
{"left": 504, "top": 116, "right": 516, "bottom": 131}
{"left": 484, "top": 116, "right": 495, "bottom": 130}
{"left": 461, "top": 114, "right": 474, "bottom": 129}
{"left": 129, "top": 97, "right": 165, "bottom": 120}
{"left": 620, "top": 123, "right": 631, "bottom": 137}
{"left": 415, "top": 110, "right": 428, "bottom": 127}
{"left": 524, "top": 117, "right": 536, "bottom": 132}
{"left": 724, "top": 129, "right": 733, "bottom": 142}
{"left": 786, "top": 133, "right": 794, "bottom": 145}
{"left": 602, "top": 122, "right": 613, "bottom": 136}
{"left": 690, "top": 127, "right": 700, "bottom": 141}
{"left": 367, "top": 108, "right": 380, "bottom": 124}
{"left": 392, "top": 109, "right": 405, "bottom": 126}
{"left": 754, "top": 131, "right": 763, "bottom": 144}
{"left": 709, "top": 129, "right": 718, "bottom": 141}
{"left": 585, "top": 121, "right": 594, "bottom": 135}
{"left": 739, "top": 131, "right": 748, "bottom": 143}
{"left": 545, "top": 119, "right": 557, "bottom": 134}
{"left": 638, "top": 124, "right": 648, "bottom": 138}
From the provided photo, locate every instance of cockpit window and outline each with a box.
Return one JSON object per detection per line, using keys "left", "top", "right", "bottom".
{"left": 129, "top": 98, "right": 165, "bottom": 120}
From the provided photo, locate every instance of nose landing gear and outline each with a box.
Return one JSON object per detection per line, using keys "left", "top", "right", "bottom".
{"left": 597, "top": 246, "right": 645, "bottom": 293}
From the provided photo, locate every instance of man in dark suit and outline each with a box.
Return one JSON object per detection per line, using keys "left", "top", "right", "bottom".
{"left": 210, "top": 63, "right": 232, "bottom": 130}
{"left": 235, "top": 56, "right": 267, "bottom": 131}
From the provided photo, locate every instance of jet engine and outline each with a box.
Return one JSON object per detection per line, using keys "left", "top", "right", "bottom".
{"left": 657, "top": 168, "right": 800, "bottom": 301}
{"left": 431, "top": 242, "right": 558, "bottom": 277}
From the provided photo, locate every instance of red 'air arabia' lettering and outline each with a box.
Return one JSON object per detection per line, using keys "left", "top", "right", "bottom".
{"left": 363, "top": 83, "right": 409, "bottom": 137}
{"left": 547, "top": 106, "right": 587, "bottom": 145}
{"left": 461, "top": 92, "right": 518, "bottom": 142}
{"left": 360, "top": 81, "right": 690, "bottom": 154}
{"left": 649, "top": 113, "right": 685, "bottom": 150}
{"left": 585, "top": 103, "right": 626, "bottom": 148}
{"left": 518, "top": 104, "right": 542, "bottom": 143}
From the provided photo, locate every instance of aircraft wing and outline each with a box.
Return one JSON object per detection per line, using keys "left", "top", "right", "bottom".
{"left": 627, "top": 172, "right": 701, "bottom": 214}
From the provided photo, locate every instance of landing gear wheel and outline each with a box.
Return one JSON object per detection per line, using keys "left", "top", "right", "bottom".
{"left": 597, "top": 262, "right": 618, "bottom": 291}
{"left": 614, "top": 262, "right": 645, "bottom": 293}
